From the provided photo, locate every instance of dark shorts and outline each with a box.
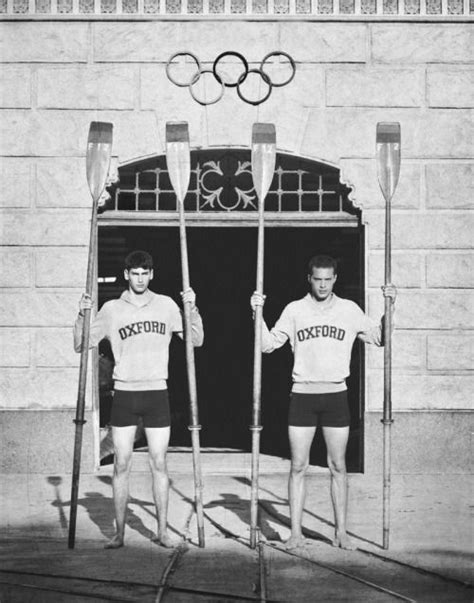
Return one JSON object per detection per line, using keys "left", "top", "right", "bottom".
{"left": 111, "top": 390, "right": 170, "bottom": 428}
{"left": 288, "top": 391, "right": 350, "bottom": 427}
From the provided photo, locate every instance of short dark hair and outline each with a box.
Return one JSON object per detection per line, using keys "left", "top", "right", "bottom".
{"left": 307, "top": 255, "right": 338, "bottom": 275}
{"left": 124, "top": 250, "right": 153, "bottom": 271}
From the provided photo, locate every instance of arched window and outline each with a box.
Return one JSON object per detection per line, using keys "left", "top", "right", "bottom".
{"left": 104, "top": 149, "right": 358, "bottom": 217}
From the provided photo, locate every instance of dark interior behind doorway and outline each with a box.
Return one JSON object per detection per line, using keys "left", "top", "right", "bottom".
{"left": 99, "top": 226, "right": 364, "bottom": 471}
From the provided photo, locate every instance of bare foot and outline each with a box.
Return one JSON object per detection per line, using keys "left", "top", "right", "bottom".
{"left": 152, "top": 533, "right": 178, "bottom": 548}
{"left": 332, "top": 531, "right": 356, "bottom": 550}
{"left": 104, "top": 535, "right": 124, "bottom": 549}
{"left": 283, "top": 535, "right": 308, "bottom": 550}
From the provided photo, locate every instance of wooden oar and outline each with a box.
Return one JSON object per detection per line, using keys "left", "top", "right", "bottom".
{"left": 376, "top": 122, "right": 401, "bottom": 550}
{"left": 165, "top": 121, "right": 205, "bottom": 548}
{"left": 69, "top": 121, "right": 113, "bottom": 549}
{"left": 250, "top": 123, "right": 276, "bottom": 549}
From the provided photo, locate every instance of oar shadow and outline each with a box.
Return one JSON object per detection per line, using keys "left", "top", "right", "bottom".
{"left": 48, "top": 475, "right": 181, "bottom": 543}
{"left": 170, "top": 481, "right": 327, "bottom": 544}
{"left": 95, "top": 475, "right": 183, "bottom": 541}
{"left": 204, "top": 492, "right": 284, "bottom": 542}
{"left": 233, "top": 476, "right": 380, "bottom": 549}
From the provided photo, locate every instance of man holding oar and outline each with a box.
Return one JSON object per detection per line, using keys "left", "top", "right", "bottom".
{"left": 251, "top": 254, "right": 396, "bottom": 551}
{"left": 74, "top": 250, "right": 204, "bottom": 549}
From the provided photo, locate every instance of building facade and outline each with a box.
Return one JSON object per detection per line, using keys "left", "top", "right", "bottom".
{"left": 0, "top": 5, "right": 472, "bottom": 473}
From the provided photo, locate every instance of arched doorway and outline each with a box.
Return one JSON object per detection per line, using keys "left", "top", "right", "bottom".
{"left": 97, "top": 149, "right": 365, "bottom": 471}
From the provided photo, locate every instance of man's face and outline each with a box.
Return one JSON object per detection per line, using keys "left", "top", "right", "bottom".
{"left": 308, "top": 267, "right": 337, "bottom": 301}
{"left": 124, "top": 267, "right": 153, "bottom": 294}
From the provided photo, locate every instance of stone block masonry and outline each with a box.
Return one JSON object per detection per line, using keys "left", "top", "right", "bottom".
{"left": 0, "top": 66, "right": 31, "bottom": 109}
{"left": 0, "top": 23, "right": 89, "bottom": 63}
{"left": 0, "top": 19, "right": 472, "bottom": 474}
{"left": 37, "top": 66, "right": 138, "bottom": 111}
{"left": 425, "top": 163, "right": 473, "bottom": 210}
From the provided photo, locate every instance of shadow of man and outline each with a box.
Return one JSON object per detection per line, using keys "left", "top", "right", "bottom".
{"left": 48, "top": 475, "right": 178, "bottom": 543}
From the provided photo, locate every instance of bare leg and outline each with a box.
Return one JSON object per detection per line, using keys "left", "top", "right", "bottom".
{"left": 322, "top": 426, "right": 355, "bottom": 550}
{"left": 105, "top": 425, "right": 137, "bottom": 549}
{"left": 146, "top": 427, "right": 176, "bottom": 548}
{"left": 285, "top": 426, "right": 316, "bottom": 550}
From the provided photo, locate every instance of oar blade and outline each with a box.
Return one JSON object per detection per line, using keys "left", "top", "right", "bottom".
{"left": 166, "top": 121, "right": 191, "bottom": 205}
{"left": 376, "top": 122, "right": 401, "bottom": 203}
{"left": 86, "top": 122, "right": 113, "bottom": 203}
{"left": 251, "top": 123, "right": 276, "bottom": 204}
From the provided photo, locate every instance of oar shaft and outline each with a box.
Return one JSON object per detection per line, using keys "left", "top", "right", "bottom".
{"left": 69, "top": 201, "right": 97, "bottom": 549}
{"left": 385, "top": 198, "right": 392, "bottom": 286}
{"left": 178, "top": 204, "right": 205, "bottom": 548}
{"left": 250, "top": 206, "right": 265, "bottom": 549}
{"left": 253, "top": 210, "right": 265, "bottom": 424}
{"left": 383, "top": 195, "right": 393, "bottom": 550}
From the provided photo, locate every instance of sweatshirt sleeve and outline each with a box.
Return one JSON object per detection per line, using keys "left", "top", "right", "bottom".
{"left": 73, "top": 304, "right": 109, "bottom": 352}
{"left": 173, "top": 304, "right": 204, "bottom": 348}
{"left": 261, "top": 305, "right": 293, "bottom": 353}
{"left": 355, "top": 304, "right": 382, "bottom": 346}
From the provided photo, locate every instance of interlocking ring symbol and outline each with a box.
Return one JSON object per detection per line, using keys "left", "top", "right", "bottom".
{"left": 166, "top": 50, "right": 296, "bottom": 106}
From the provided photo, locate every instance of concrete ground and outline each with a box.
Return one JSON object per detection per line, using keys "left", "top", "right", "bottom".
{"left": 1, "top": 451, "right": 472, "bottom": 602}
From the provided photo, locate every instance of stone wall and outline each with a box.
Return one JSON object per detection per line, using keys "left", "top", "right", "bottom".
{"left": 0, "top": 19, "right": 472, "bottom": 472}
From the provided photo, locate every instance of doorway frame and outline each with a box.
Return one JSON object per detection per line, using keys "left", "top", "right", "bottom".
{"left": 94, "top": 210, "right": 365, "bottom": 470}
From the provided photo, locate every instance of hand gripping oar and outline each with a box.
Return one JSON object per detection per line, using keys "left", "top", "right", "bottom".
{"left": 376, "top": 122, "right": 400, "bottom": 550}
{"left": 250, "top": 123, "right": 276, "bottom": 549}
{"left": 166, "top": 122, "right": 205, "bottom": 548}
{"left": 69, "top": 122, "right": 113, "bottom": 549}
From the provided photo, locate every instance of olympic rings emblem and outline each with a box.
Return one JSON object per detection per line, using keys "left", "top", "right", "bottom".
{"left": 166, "top": 51, "right": 296, "bottom": 106}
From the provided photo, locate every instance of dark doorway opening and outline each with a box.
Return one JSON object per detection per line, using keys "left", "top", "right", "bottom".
{"left": 98, "top": 224, "right": 364, "bottom": 471}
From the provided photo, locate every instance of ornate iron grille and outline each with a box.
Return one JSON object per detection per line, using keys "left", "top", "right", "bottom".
{"left": 4, "top": 0, "right": 469, "bottom": 16}
{"left": 104, "top": 150, "right": 357, "bottom": 215}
